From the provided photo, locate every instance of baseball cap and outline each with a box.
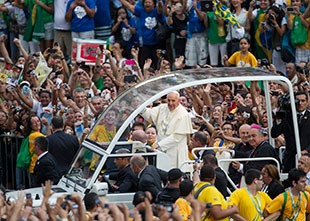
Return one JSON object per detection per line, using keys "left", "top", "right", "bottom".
{"left": 168, "top": 168, "right": 184, "bottom": 181}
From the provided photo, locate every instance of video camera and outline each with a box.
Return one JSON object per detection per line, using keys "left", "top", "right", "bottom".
{"left": 276, "top": 93, "right": 299, "bottom": 119}
{"left": 296, "top": 66, "right": 309, "bottom": 77}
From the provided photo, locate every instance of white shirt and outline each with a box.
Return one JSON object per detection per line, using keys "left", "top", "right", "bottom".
{"left": 54, "top": 0, "right": 71, "bottom": 30}
{"left": 32, "top": 100, "right": 53, "bottom": 117}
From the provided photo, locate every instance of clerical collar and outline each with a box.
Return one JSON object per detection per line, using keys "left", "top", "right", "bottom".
{"left": 37, "top": 151, "right": 48, "bottom": 161}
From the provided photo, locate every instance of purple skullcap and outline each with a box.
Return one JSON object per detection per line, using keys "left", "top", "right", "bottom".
{"left": 251, "top": 125, "right": 263, "bottom": 130}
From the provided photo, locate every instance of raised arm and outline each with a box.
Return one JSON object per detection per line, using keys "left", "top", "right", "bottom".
{"left": 0, "top": 35, "right": 13, "bottom": 64}
{"left": 65, "top": 1, "right": 77, "bottom": 22}
{"left": 119, "top": 0, "right": 135, "bottom": 13}
{"left": 35, "top": 0, "right": 54, "bottom": 14}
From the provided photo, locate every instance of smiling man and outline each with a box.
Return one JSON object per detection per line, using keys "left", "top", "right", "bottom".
{"left": 232, "top": 125, "right": 279, "bottom": 174}
{"left": 141, "top": 91, "right": 193, "bottom": 168}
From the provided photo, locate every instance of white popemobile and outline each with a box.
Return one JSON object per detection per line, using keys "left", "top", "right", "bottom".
{"left": 7, "top": 67, "right": 301, "bottom": 207}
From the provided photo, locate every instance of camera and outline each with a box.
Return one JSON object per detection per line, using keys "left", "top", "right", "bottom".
{"left": 157, "top": 194, "right": 174, "bottom": 213}
{"left": 260, "top": 21, "right": 267, "bottom": 28}
{"left": 271, "top": 91, "right": 279, "bottom": 96}
{"left": 14, "top": 107, "right": 22, "bottom": 113}
{"left": 201, "top": 0, "right": 213, "bottom": 12}
{"left": 226, "top": 114, "right": 234, "bottom": 121}
{"left": 276, "top": 93, "right": 299, "bottom": 119}
{"left": 287, "top": 7, "right": 294, "bottom": 12}
{"left": 242, "top": 112, "right": 250, "bottom": 118}
{"left": 296, "top": 66, "right": 309, "bottom": 77}
{"left": 160, "top": 50, "right": 166, "bottom": 57}
{"left": 261, "top": 58, "right": 269, "bottom": 67}
{"left": 56, "top": 104, "right": 61, "bottom": 111}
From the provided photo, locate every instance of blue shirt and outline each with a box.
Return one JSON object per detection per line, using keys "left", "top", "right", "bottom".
{"left": 188, "top": 2, "right": 205, "bottom": 34}
{"left": 66, "top": 0, "right": 95, "bottom": 32}
{"left": 119, "top": 17, "right": 138, "bottom": 49}
{"left": 94, "top": 0, "right": 111, "bottom": 27}
{"left": 134, "top": 5, "right": 163, "bottom": 45}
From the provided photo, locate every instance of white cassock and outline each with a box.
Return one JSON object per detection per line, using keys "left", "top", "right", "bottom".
{"left": 142, "top": 103, "right": 193, "bottom": 168}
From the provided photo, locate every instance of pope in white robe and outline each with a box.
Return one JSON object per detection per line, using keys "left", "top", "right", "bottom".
{"left": 141, "top": 92, "right": 193, "bottom": 168}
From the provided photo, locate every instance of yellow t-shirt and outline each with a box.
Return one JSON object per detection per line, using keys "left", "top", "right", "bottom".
{"left": 227, "top": 188, "right": 271, "bottom": 220}
{"left": 175, "top": 197, "right": 192, "bottom": 220}
{"left": 28, "top": 131, "right": 45, "bottom": 173}
{"left": 266, "top": 190, "right": 310, "bottom": 221}
{"left": 228, "top": 51, "right": 258, "bottom": 67}
{"left": 89, "top": 124, "right": 116, "bottom": 142}
{"left": 193, "top": 182, "right": 229, "bottom": 221}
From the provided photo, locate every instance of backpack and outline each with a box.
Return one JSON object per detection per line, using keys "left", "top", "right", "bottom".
{"left": 16, "top": 133, "right": 33, "bottom": 170}
{"left": 276, "top": 191, "right": 308, "bottom": 221}
{"left": 291, "top": 15, "right": 309, "bottom": 47}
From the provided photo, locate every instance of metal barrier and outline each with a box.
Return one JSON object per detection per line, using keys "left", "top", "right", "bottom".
{"left": 218, "top": 157, "right": 281, "bottom": 191}
{"left": 191, "top": 147, "right": 223, "bottom": 160}
{"left": 0, "top": 134, "right": 24, "bottom": 190}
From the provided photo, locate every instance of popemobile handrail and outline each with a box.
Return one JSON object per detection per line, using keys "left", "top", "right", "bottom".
{"left": 191, "top": 147, "right": 229, "bottom": 160}
{"left": 179, "top": 157, "right": 280, "bottom": 193}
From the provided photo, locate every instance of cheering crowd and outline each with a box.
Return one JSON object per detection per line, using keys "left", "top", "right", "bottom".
{"left": 0, "top": 0, "right": 310, "bottom": 220}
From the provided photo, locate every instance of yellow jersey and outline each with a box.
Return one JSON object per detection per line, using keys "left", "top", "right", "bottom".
{"left": 227, "top": 187, "right": 271, "bottom": 221}
{"left": 193, "top": 182, "right": 228, "bottom": 221}
{"left": 175, "top": 197, "right": 192, "bottom": 220}
{"left": 266, "top": 190, "right": 310, "bottom": 221}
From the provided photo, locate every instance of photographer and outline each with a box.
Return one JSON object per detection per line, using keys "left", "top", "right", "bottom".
{"left": 157, "top": 168, "right": 183, "bottom": 204}
{"left": 259, "top": 5, "right": 286, "bottom": 74}
{"left": 271, "top": 91, "right": 310, "bottom": 172}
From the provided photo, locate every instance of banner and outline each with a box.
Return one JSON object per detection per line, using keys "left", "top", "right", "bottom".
{"left": 0, "top": 61, "right": 22, "bottom": 87}
{"left": 34, "top": 52, "right": 52, "bottom": 86}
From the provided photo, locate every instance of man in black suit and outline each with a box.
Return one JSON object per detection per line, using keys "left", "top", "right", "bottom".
{"left": 203, "top": 154, "right": 228, "bottom": 197}
{"left": 271, "top": 91, "right": 310, "bottom": 172}
{"left": 109, "top": 148, "right": 138, "bottom": 193}
{"left": 232, "top": 126, "right": 279, "bottom": 174}
{"left": 130, "top": 155, "right": 167, "bottom": 201}
{"left": 33, "top": 136, "right": 60, "bottom": 187}
{"left": 47, "top": 116, "right": 80, "bottom": 176}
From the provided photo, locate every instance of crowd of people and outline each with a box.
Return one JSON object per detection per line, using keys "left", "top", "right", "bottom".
{"left": 0, "top": 0, "right": 310, "bottom": 219}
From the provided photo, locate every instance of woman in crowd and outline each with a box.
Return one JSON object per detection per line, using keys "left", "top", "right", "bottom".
{"left": 223, "top": 37, "right": 257, "bottom": 67}
{"left": 111, "top": 7, "right": 137, "bottom": 50}
{"left": 145, "top": 124, "right": 157, "bottom": 147}
{"left": 259, "top": 5, "right": 286, "bottom": 74}
{"left": 261, "top": 164, "right": 285, "bottom": 199}
{"left": 166, "top": 1, "right": 188, "bottom": 58}
{"left": 226, "top": 0, "right": 250, "bottom": 57}
{"left": 119, "top": 0, "right": 164, "bottom": 67}
{"left": 247, "top": 0, "right": 271, "bottom": 60}
{"left": 16, "top": 114, "right": 49, "bottom": 188}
